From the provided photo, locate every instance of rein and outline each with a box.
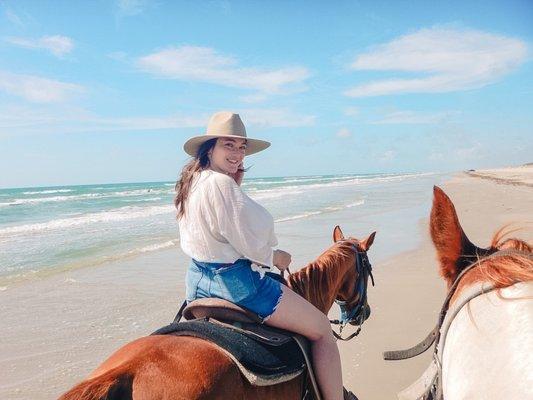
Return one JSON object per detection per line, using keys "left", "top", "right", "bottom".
{"left": 383, "top": 249, "right": 533, "bottom": 361}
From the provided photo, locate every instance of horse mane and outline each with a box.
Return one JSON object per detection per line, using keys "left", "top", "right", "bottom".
{"left": 459, "top": 226, "right": 533, "bottom": 292}
{"left": 287, "top": 241, "right": 355, "bottom": 313}
{"left": 490, "top": 225, "right": 532, "bottom": 253}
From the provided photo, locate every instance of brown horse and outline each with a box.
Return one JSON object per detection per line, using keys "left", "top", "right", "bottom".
{"left": 427, "top": 186, "right": 533, "bottom": 400}
{"left": 59, "top": 226, "right": 376, "bottom": 400}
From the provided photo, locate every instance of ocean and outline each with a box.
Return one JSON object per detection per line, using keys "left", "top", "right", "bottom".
{"left": 0, "top": 172, "right": 445, "bottom": 285}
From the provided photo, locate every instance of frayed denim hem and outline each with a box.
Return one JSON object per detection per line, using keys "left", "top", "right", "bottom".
{"left": 261, "top": 286, "right": 284, "bottom": 322}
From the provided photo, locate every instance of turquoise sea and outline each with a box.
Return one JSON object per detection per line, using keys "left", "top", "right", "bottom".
{"left": 0, "top": 172, "right": 444, "bottom": 284}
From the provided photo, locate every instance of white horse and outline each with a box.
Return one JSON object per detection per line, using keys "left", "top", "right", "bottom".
{"left": 430, "top": 187, "right": 532, "bottom": 400}
{"left": 441, "top": 280, "right": 532, "bottom": 399}
{"left": 389, "top": 186, "right": 533, "bottom": 400}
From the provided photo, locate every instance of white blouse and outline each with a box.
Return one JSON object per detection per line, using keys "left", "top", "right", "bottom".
{"left": 178, "top": 169, "right": 278, "bottom": 267}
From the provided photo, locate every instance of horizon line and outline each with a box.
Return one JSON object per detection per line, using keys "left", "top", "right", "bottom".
{"left": 0, "top": 170, "right": 440, "bottom": 191}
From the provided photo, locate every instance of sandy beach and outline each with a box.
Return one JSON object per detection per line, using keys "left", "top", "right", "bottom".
{"left": 1, "top": 166, "right": 531, "bottom": 400}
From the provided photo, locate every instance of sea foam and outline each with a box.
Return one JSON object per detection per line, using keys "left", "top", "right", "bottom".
{"left": 0, "top": 205, "right": 174, "bottom": 237}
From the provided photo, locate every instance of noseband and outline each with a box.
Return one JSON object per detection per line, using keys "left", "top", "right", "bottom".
{"left": 329, "top": 241, "right": 375, "bottom": 341}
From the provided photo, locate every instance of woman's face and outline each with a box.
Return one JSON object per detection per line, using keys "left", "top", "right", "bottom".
{"left": 208, "top": 137, "right": 247, "bottom": 175}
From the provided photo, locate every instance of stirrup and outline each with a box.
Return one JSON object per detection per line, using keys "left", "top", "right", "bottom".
{"left": 343, "top": 387, "right": 359, "bottom": 400}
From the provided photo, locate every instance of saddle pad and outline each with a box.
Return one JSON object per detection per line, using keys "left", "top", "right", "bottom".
{"left": 152, "top": 320, "right": 306, "bottom": 386}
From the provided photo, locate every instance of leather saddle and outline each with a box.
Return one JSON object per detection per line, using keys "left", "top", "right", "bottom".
{"left": 152, "top": 297, "right": 322, "bottom": 400}
{"left": 183, "top": 297, "right": 264, "bottom": 323}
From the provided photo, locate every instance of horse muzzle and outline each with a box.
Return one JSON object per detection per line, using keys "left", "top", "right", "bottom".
{"left": 349, "top": 304, "right": 371, "bottom": 326}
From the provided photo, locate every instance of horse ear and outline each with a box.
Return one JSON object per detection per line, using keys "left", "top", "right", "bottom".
{"left": 430, "top": 186, "right": 491, "bottom": 286}
{"left": 333, "top": 226, "right": 344, "bottom": 242}
{"left": 360, "top": 231, "right": 376, "bottom": 251}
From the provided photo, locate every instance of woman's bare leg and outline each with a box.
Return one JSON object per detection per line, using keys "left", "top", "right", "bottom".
{"left": 265, "top": 285, "right": 343, "bottom": 400}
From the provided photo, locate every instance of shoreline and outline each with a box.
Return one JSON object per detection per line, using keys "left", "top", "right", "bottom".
{"left": 0, "top": 167, "right": 531, "bottom": 399}
{"left": 0, "top": 171, "right": 439, "bottom": 290}
{"left": 0, "top": 239, "right": 181, "bottom": 290}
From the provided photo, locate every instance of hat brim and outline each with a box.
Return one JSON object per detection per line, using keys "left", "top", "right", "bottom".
{"left": 183, "top": 134, "right": 271, "bottom": 157}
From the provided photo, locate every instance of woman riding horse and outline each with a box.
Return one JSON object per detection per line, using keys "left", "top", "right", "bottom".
{"left": 175, "top": 111, "right": 356, "bottom": 400}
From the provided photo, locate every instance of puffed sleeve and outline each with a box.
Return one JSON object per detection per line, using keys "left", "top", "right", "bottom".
{"left": 207, "top": 173, "right": 278, "bottom": 267}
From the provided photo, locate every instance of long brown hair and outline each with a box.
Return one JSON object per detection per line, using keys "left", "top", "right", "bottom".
{"left": 174, "top": 138, "right": 217, "bottom": 219}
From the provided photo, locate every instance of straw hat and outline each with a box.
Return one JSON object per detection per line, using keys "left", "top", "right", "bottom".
{"left": 183, "top": 111, "right": 270, "bottom": 156}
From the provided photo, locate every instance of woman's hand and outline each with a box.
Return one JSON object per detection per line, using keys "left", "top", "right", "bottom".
{"left": 273, "top": 249, "right": 292, "bottom": 271}
{"left": 230, "top": 162, "right": 245, "bottom": 186}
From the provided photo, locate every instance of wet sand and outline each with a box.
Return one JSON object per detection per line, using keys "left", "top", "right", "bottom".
{"left": 0, "top": 166, "right": 531, "bottom": 400}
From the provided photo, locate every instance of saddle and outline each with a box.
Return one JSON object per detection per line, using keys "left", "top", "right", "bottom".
{"left": 152, "top": 297, "right": 323, "bottom": 400}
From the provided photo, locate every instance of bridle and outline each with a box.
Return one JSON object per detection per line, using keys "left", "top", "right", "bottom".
{"left": 383, "top": 249, "right": 533, "bottom": 400}
{"left": 327, "top": 243, "right": 374, "bottom": 342}
{"left": 284, "top": 240, "right": 375, "bottom": 341}
{"left": 329, "top": 241, "right": 375, "bottom": 340}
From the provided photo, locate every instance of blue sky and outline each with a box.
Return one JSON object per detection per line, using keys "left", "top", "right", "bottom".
{"left": 0, "top": 0, "right": 531, "bottom": 188}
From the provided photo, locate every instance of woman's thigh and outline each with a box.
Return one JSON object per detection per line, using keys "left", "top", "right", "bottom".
{"left": 265, "top": 285, "right": 331, "bottom": 341}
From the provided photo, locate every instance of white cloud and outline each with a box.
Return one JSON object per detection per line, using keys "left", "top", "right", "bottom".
{"left": 429, "top": 141, "right": 485, "bottom": 163}
{"left": 336, "top": 128, "right": 352, "bottom": 138}
{"left": 372, "top": 110, "right": 459, "bottom": 125}
{"left": 0, "top": 71, "right": 83, "bottom": 103}
{"left": 4, "top": 35, "right": 74, "bottom": 57}
{"left": 343, "top": 107, "right": 360, "bottom": 117}
{"left": 239, "top": 93, "right": 269, "bottom": 104}
{"left": 0, "top": 107, "right": 205, "bottom": 136}
{"left": 241, "top": 109, "right": 316, "bottom": 128}
{"left": 4, "top": 8, "right": 24, "bottom": 26}
{"left": 379, "top": 150, "right": 396, "bottom": 162}
{"left": 117, "top": 0, "right": 148, "bottom": 16}
{"left": 137, "top": 46, "right": 310, "bottom": 95}
{"left": 455, "top": 142, "right": 485, "bottom": 160}
{"left": 345, "top": 27, "right": 528, "bottom": 97}
{"left": 302, "top": 135, "right": 323, "bottom": 147}
{"left": 0, "top": 106, "right": 314, "bottom": 136}
{"left": 107, "top": 51, "right": 129, "bottom": 62}
{"left": 92, "top": 115, "right": 207, "bottom": 131}
{"left": 428, "top": 151, "right": 445, "bottom": 162}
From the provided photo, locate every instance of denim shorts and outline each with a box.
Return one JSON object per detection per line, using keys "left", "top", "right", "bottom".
{"left": 185, "top": 258, "right": 283, "bottom": 321}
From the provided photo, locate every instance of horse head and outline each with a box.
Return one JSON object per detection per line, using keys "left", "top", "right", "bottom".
{"left": 430, "top": 185, "right": 532, "bottom": 297}
{"left": 426, "top": 185, "right": 533, "bottom": 400}
{"left": 386, "top": 186, "right": 532, "bottom": 400}
{"left": 332, "top": 226, "right": 376, "bottom": 326}
{"left": 287, "top": 226, "right": 376, "bottom": 331}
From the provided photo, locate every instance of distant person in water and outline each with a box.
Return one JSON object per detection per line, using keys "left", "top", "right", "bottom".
{"left": 175, "top": 111, "right": 353, "bottom": 400}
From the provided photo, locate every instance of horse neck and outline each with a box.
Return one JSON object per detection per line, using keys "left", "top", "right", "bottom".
{"left": 442, "top": 281, "right": 532, "bottom": 399}
{"left": 287, "top": 244, "right": 355, "bottom": 314}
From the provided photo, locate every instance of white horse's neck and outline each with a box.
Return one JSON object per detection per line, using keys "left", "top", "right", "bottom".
{"left": 442, "top": 281, "right": 533, "bottom": 400}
